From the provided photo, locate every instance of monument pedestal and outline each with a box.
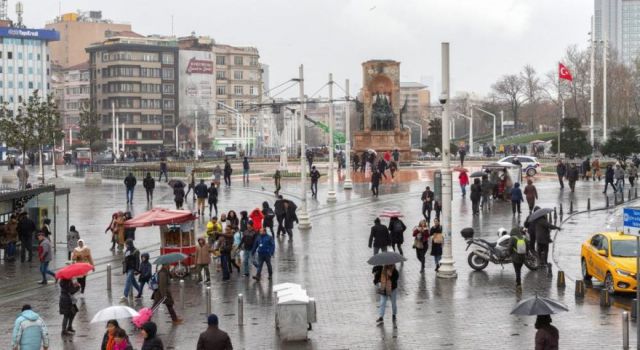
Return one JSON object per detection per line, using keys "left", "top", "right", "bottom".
{"left": 353, "top": 129, "right": 411, "bottom": 162}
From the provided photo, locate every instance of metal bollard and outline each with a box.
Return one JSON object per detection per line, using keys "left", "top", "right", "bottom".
{"left": 635, "top": 187, "right": 638, "bottom": 199}
{"left": 206, "top": 287, "right": 211, "bottom": 315}
{"left": 238, "top": 293, "right": 244, "bottom": 326}
{"left": 180, "top": 279, "right": 185, "bottom": 310}
{"left": 633, "top": 299, "right": 638, "bottom": 320}
{"left": 559, "top": 203, "right": 563, "bottom": 216}
{"left": 587, "top": 198, "right": 591, "bottom": 211}
{"left": 569, "top": 200, "right": 573, "bottom": 213}
{"left": 557, "top": 270, "right": 566, "bottom": 288}
{"left": 575, "top": 280, "right": 585, "bottom": 298}
{"left": 606, "top": 196, "right": 610, "bottom": 208}
{"left": 630, "top": 189, "right": 633, "bottom": 200}
{"left": 107, "top": 264, "right": 112, "bottom": 291}
{"left": 553, "top": 207, "right": 557, "bottom": 221}
{"left": 128, "top": 283, "right": 134, "bottom": 302}
{"left": 599, "top": 289, "right": 611, "bottom": 307}
{"left": 623, "top": 311, "right": 630, "bottom": 350}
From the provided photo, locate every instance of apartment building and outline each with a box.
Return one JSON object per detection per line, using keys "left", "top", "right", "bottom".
{"left": 51, "top": 61, "right": 90, "bottom": 147}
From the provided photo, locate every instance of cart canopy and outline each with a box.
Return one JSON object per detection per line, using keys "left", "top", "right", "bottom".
{"left": 124, "top": 208, "right": 196, "bottom": 228}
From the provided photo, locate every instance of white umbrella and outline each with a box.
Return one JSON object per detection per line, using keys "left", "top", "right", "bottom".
{"left": 90, "top": 305, "right": 139, "bottom": 323}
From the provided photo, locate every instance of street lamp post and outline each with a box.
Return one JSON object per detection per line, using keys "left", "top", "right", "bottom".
{"left": 590, "top": 15, "right": 595, "bottom": 147}
{"left": 175, "top": 122, "right": 182, "bottom": 154}
{"left": 500, "top": 110, "right": 504, "bottom": 136}
{"left": 195, "top": 110, "right": 199, "bottom": 160}
{"left": 473, "top": 106, "right": 496, "bottom": 148}
{"left": 437, "top": 42, "right": 457, "bottom": 279}
{"left": 454, "top": 111, "right": 473, "bottom": 156}
{"left": 297, "top": 65, "right": 312, "bottom": 229}
{"left": 343, "top": 79, "right": 353, "bottom": 190}
{"left": 327, "top": 73, "right": 337, "bottom": 203}
{"left": 406, "top": 120, "right": 423, "bottom": 149}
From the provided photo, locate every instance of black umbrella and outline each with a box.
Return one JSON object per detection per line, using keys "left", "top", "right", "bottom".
{"left": 168, "top": 179, "right": 185, "bottom": 188}
{"left": 528, "top": 208, "right": 554, "bottom": 222}
{"left": 470, "top": 171, "right": 486, "bottom": 178}
{"left": 510, "top": 294, "right": 569, "bottom": 316}
{"left": 367, "top": 251, "right": 407, "bottom": 266}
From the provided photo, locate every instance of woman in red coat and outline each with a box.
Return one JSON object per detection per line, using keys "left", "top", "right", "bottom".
{"left": 458, "top": 170, "right": 469, "bottom": 197}
{"left": 249, "top": 208, "right": 264, "bottom": 231}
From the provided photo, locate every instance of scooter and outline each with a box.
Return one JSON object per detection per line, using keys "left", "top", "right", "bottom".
{"left": 462, "top": 227, "right": 538, "bottom": 271}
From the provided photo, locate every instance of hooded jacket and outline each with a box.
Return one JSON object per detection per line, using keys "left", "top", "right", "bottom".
{"left": 141, "top": 322, "right": 164, "bottom": 350}
{"left": 511, "top": 183, "right": 523, "bottom": 202}
{"left": 72, "top": 240, "right": 95, "bottom": 265}
{"left": 249, "top": 209, "right": 264, "bottom": 231}
{"left": 11, "top": 309, "right": 49, "bottom": 349}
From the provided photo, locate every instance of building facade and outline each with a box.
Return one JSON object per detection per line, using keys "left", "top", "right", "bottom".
{"left": 51, "top": 61, "right": 90, "bottom": 147}
{"left": 400, "top": 82, "right": 430, "bottom": 148}
{"left": 46, "top": 11, "right": 131, "bottom": 68}
{"left": 595, "top": 0, "right": 640, "bottom": 64}
{"left": 0, "top": 26, "right": 59, "bottom": 116}
{"left": 86, "top": 33, "right": 179, "bottom": 151}
{"left": 213, "top": 44, "right": 263, "bottom": 153}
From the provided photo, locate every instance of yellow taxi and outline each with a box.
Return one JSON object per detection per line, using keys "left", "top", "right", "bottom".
{"left": 581, "top": 232, "right": 638, "bottom": 294}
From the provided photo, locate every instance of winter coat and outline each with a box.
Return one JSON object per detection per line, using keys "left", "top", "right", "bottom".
{"left": 310, "top": 169, "right": 321, "bottom": 182}
{"left": 535, "top": 217, "right": 559, "bottom": 245}
{"left": 567, "top": 167, "right": 579, "bottom": 181}
{"left": 152, "top": 268, "right": 174, "bottom": 307}
{"left": 72, "top": 245, "right": 94, "bottom": 265}
{"left": 194, "top": 183, "right": 208, "bottom": 198}
{"left": 262, "top": 207, "right": 275, "bottom": 227}
{"left": 371, "top": 172, "right": 381, "bottom": 186}
{"left": 143, "top": 176, "right": 155, "bottom": 190}
{"left": 249, "top": 209, "right": 264, "bottom": 231}
{"left": 59, "top": 279, "right": 79, "bottom": 315}
{"left": 284, "top": 201, "right": 298, "bottom": 229}
{"left": 524, "top": 184, "right": 538, "bottom": 204}
{"left": 5, "top": 218, "right": 18, "bottom": 242}
{"left": 38, "top": 238, "right": 52, "bottom": 262}
{"left": 195, "top": 243, "right": 211, "bottom": 265}
{"left": 124, "top": 175, "right": 137, "bottom": 189}
{"left": 413, "top": 227, "right": 430, "bottom": 250}
{"left": 373, "top": 266, "right": 399, "bottom": 290}
{"left": 11, "top": 309, "right": 49, "bottom": 350}
{"left": 197, "top": 326, "right": 233, "bottom": 350}
{"left": 139, "top": 260, "right": 152, "bottom": 282}
{"left": 274, "top": 199, "right": 286, "bottom": 216}
{"left": 223, "top": 162, "right": 232, "bottom": 176}
{"left": 615, "top": 167, "right": 626, "bottom": 180}
{"left": 459, "top": 172, "right": 469, "bottom": 186}
{"left": 511, "top": 183, "right": 523, "bottom": 202}
{"left": 240, "top": 230, "right": 256, "bottom": 251}
{"left": 430, "top": 225, "right": 443, "bottom": 256}
{"left": 17, "top": 217, "right": 36, "bottom": 242}
{"left": 123, "top": 246, "right": 140, "bottom": 273}
{"left": 421, "top": 190, "right": 434, "bottom": 204}
{"left": 555, "top": 163, "right": 566, "bottom": 177}
{"left": 173, "top": 187, "right": 185, "bottom": 202}
{"left": 243, "top": 158, "right": 250, "bottom": 170}
{"left": 207, "top": 186, "right": 218, "bottom": 203}
{"left": 470, "top": 183, "right": 482, "bottom": 201}
{"left": 141, "top": 322, "right": 164, "bottom": 350}
{"left": 605, "top": 166, "right": 614, "bottom": 181}
{"left": 535, "top": 325, "right": 559, "bottom": 350}
{"left": 67, "top": 229, "right": 80, "bottom": 252}
{"left": 369, "top": 223, "right": 390, "bottom": 248}
{"left": 388, "top": 218, "right": 407, "bottom": 245}
{"left": 252, "top": 234, "right": 275, "bottom": 256}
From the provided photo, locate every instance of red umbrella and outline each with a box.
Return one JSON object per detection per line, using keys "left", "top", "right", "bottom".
{"left": 380, "top": 209, "right": 403, "bottom": 218}
{"left": 55, "top": 263, "right": 94, "bottom": 279}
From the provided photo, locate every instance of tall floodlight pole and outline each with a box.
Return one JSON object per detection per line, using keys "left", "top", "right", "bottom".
{"left": 473, "top": 107, "right": 496, "bottom": 147}
{"left": 603, "top": 4, "right": 608, "bottom": 143}
{"left": 327, "top": 73, "right": 337, "bottom": 203}
{"left": 343, "top": 79, "right": 353, "bottom": 189}
{"left": 437, "top": 42, "right": 457, "bottom": 279}
{"left": 115, "top": 116, "right": 120, "bottom": 161}
{"left": 500, "top": 110, "right": 504, "bottom": 136}
{"left": 112, "top": 102, "right": 116, "bottom": 163}
{"left": 297, "top": 65, "right": 312, "bottom": 229}
{"left": 590, "top": 15, "right": 595, "bottom": 147}
{"left": 469, "top": 108, "right": 474, "bottom": 156}
{"left": 195, "top": 110, "right": 199, "bottom": 160}
{"left": 121, "top": 123, "right": 126, "bottom": 156}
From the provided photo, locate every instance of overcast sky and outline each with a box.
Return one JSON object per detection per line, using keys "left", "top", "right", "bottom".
{"left": 14, "top": 0, "right": 591, "bottom": 100}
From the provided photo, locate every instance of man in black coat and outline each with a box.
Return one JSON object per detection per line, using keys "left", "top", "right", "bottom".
{"left": 556, "top": 160, "right": 566, "bottom": 189}
{"left": 274, "top": 195, "right": 286, "bottom": 236}
{"left": 421, "top": 186, "right": 435, "bottom": 223}
{"left": 197, "top": 314, "right": 233, "bottom": 350}
{"left": 368, "top": 217, "right": 390, "bottom": 254}
{"left": 223, "top": 159, "right": 233, "bottom": 187}
{"left": 124, "top": 172, "right": 137, "bottom": 204}
{"left": 194, "top": 179, "right": 209, "bottom": 216}
{"left": 17, "top": 212, "right": 36, "bottom": 262}
{"left": 283, "top": 200, "right": 298, "bottom": 240}
{"left": 143, "top": 172, "right": 155, "bottom": 204}
{"left": 371, "top": 170, "right": 381, "bottom": 197}
{"left": 535, "top": 216, "right": 560, "bottom": 272}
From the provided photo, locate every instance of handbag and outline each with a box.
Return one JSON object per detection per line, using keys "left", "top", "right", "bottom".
{"left": 375, "top": 283, "right": 387, "bottom": 296}
{"left": 413, "top": 237, "right": 424, "bottom": 249}
{"left": 433, "top": 233, "right": 444, "bottom": 244}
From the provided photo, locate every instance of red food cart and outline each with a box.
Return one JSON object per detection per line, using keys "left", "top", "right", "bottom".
{"left": 125, "top": 208, "right": 197, "bottom": 277}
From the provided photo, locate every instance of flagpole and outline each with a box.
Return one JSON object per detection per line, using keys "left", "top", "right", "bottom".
{"left": 603, "top": 14, "right": 608, "bottom": 143}
{"left": 558, "top": 64, "right": 561, "bottom": 158}
{"left": 589, "top": 15, "right": 595, "bottom": 148}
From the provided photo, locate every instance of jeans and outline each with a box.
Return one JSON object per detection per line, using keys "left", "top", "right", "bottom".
{"left": 224, "top": 174, "right": 231, "bottom": 186}
{"left": 6, "top": 241, "right": 16, "bottom": 260}
{"left": 243, "top": 169, "right": 249, "bottom": 182}
{"left": 511, "top": 200, "right": 521, "bottom": 214}
{"left": 513, "top": 261, "right": 523, "bottom": 286}
{"left": 434, "top": 254, "right": 442, "bottom": 266}
{"left": 481, "top": 194, "right": 490, "bottom": 209}
{"left": 126, "top": 188, "right": 134, "bottom": 203}
{"left": 378, "top": 289, "right": 398, "bottom": 318}
{"left": 242, "top": 250, "right": 252, "bottom": 275}
{"left": 616, "top": 179, "right": 624, "bottom": 193}
{"left": 460, "top": 184, "right": 466, "bottom": 196}
{"left": 255, "top": 254, "right": 272, "bottom": 278}
{"left": 373, "top": 246, "right": 388, "bottom": 255}
{"left": 146, "top": 188, "right": 153, "bottom": 203}
{"left": 124, "top": 270, "right": 141, "bottom": 298}
{"left": 158, "top": 169, "right": 168, "bottom": 182}
{"left": 221, "top": 254, "right": 231, "bottom": 280}
{"left": 311, "top": 181, "right": 318, "bottom": 197}
{"left": 39, "top": 261, "right": 55, "bottom": 282}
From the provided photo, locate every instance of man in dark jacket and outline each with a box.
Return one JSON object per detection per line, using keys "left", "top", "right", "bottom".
{"left": 470, "top": 178, "right": 482, "bottom": 215}
{"left": 141, "top": 321, "right": 165, "bottom": 349}
{"left": 242, "top": 156, "right": 250, "bottom": 184}
{"left": 535, "top": 216, "right": 560, "bottom": 273}
{"left": 208, "top": 182, "right": 218, "bottom": 217}
{"left": 283, "top": 200, "right": 298, "bottom": 240}
{"left": 197, "top": 314, "right": 233, "bottom": 350}
{"left": 509, "top": 227, "right": 528, "bottom": 291}
{"left": 122, "top": 239, "right": 141, "bottom": 301}
{"left": 17, "top": 212, "right": 36, "bottom": 262}
{"left": 223, "top": 158, "right": 233, "bottom": 187}
{"left": 274, "top": 195, "right": 286, "bottom": 236}
{"left": 251, "top": 228, "right": 275, "bottom": 281}
{"left": 566, "top": 164, "right": 579, "bottom": 192}
{"left": 369, "top": 218, "right": 390, "bottom": 254}
{"left": 143, "top": 172, "right": 155, "bottom": 204}
{"left": 371, "top": 170, "right": 381, "bottom": 197}
{"left": 194, "top": 179, "right": 209, "bottom": 216}
{"left": 310, "top": 166, "right": 320, "bottom": 198}
{"left": 158, "top": 160, "right": 168, "bottom": 182}
{"left": 124, "top": 172, "right": 137, "bottom": 204}
{"left": 421, "top": 186, "right": 435, "bottom": 223}
{"left": 151, "top": 265, "right": 182, "bottom": 324}
{"left": 603, "top": 164, "right": 616, "bottom": 194}
{"left": 534, "top": 315, "right": 559, "bottom": 350}
{"left": 556, "top": 160, "right": 566, "bottom": 189}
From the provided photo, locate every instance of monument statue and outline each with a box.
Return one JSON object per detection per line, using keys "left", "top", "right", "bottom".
{"left": 355, "top": 97, "right": 365, "bottom": 131}
{"left": 371, "top": 92, "right": 394, "bottom": 130}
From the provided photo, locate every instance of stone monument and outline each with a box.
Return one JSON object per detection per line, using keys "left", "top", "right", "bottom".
{"left": 353, "top": 60, "right": 411, "bottom": 161}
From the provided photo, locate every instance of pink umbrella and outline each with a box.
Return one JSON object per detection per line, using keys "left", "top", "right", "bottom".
{"left": 55, "top": 263, "right": 94, "bottom": 279}
{"left": 379, "top": 209, "right": 403, "bottom": 218}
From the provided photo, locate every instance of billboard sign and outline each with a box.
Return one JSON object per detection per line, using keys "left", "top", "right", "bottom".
{"left": 186, "top": 58, "right": 214, "bottom": 75}
{"left": 0, "top": 28, "right": 60, "bottom": 41}
{"left": 179, "top": 50, "right": 216, "bottom": 141}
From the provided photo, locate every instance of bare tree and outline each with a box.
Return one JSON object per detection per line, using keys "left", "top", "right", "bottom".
{"left": 521, "top": 65, "right": 542, "bottom": 132}
{"left": 491, "top": 74, "right": 525, "bottom": 132}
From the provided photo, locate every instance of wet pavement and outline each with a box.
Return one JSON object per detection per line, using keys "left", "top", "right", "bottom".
{"left": 0, "top": 163, "right": 637, "bottom": 349}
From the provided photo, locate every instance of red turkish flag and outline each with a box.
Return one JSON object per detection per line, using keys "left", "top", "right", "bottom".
{"left": 559, "top": 63, "right": 573, "bottom": 81}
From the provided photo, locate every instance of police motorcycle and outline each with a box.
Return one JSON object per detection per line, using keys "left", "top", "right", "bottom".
{"left": 462, "top": 227, "right": 538, "bottom": 271}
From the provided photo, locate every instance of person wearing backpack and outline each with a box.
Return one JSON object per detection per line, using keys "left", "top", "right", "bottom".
{"left": 388, "top": 217, "right": 407, "bottom": 256}
{"left": 136, "top": 253, "right": 152, "bottom": 298}
{"left": 261, "top": 201, "right": 276, "bottom": 238}
{"left": 510, "top": 227, "right": 528, "bottom": 292}
{"left": 251, "top": 228, "right": 275, "bottom": 281}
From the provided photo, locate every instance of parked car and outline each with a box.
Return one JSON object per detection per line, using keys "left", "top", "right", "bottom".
{"left": 498, "top": 155, "right": 540, "bottom": 176}
{"left": 224, "top": 147, "right": 238, "bottom": 158}
{"left": 581, "top": 232, "right": 637, "bottom": 294}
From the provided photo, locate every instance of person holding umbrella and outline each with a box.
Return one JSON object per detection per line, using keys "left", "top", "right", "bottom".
{"left": 59, "top": 278, "right": 80, "bottom": 335}
{"left": 152, "top": 263, "right": 183, "bottom": 324}
{"left": 71, "top": 239, "right": 94, "bottom": 294}
{"left": 511, "top": 295, "right": 565, "bottom": 350}
{"left": 535, "top": 315, "right": 559, "bottom": 349}
{"left": 373, "top": 264, "right": 399, "bottom": 326}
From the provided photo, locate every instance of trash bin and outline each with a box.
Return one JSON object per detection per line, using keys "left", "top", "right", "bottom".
{"left": 276, "top": 291, "right": 310, "bottom": 341}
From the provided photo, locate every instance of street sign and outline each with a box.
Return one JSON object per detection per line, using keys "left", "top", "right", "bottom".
{"left": 623, "top": 208, "right": 640, "bottom": 229}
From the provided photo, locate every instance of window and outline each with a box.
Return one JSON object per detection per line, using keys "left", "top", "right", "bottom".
{"left": 163, "top": 99, "right": 175, "bottom": 110}
{"left": 250, "top": 57, "right": 259, "bottom": 66}
{"left": 216, "top": 70, "right": 226, "bottom": 80}
{"left": 234, "top": 100, "right": 243, "bottom": 110}
{"left": 233, "top": 71, "right": 243, "bottom": 80}
{"left": 162, "top": 54, "right": 174, "bottom": 64}
{"left": 218, "top": 116, "right": 226, "bottom": 124}
{"left": 250, "top": 85, "right": 256, "bottom": 95}
{"left": 164, "top": 115, "right": 174, "bottom": 125}
{"left": 28, "top": 53, "right": 33, "bottom": 60}
{"left": 7, "top": 52, "right": 11, "bottom": 59}
{"left": 234, "top": 86, "right": 243, "bottom": 96}
{"left": 162, "top": 84, "right": 175, "bottom": 94}
{"left": 216, "top": 56, "right": 226, "bottom": 65}
{"left": 601, "top": 237, "right": 609, "bottom": 255}
{"left": 28, "top": 82, "right": 33, "bottom": 89}
{"left": 18, "top": 67, "right": 23, "bottom": 74}
{"left": 28, "top": 67, "right": 33, "bottom": 75}
{"left": 37, "top": 53, "right": 41, "bottom": 61}
{"left": 0, "top": 66, "right": 2, "bottom": 74}
{"left": 18, "top": 82, "right": 23, "bottom": 89}
{"left": 162, "top": 68, "right": 174, "bottom": 80}
{"left": 17, "top": 52, "right": 22, "bottom": 60}
{"left": 217, "top": 86, "right": 226, "bottom": 95}
{"left": 234, "top": 56, "right": 243, "bottom": 65}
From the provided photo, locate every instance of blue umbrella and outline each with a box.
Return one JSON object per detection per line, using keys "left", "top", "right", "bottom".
{"left": 153, "top": 253, "right": 187, "bottom": 265}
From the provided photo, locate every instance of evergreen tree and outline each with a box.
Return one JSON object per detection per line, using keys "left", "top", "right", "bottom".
{"left": 550, "top": 118, "right": 591, "bottom": 159}
{"left": 601, "top": 126, "right": 640, "bottom": 161}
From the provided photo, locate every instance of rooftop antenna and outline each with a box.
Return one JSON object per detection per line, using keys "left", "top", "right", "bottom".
{"left": 0, "top": 0, "right": 8, "bottom": 20}
{"left": 15, "top": 1, "right": 23, "bottom": 27}
{"left": 171, "top": 14, "right": 174, "bottom": 37}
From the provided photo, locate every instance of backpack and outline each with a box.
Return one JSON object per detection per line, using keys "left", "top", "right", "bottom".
{"left": 515, "top": 237, "right": 527, "bottom": 255}
{"left": 392, "top": 220, "right": 403, "bottom": 233}
{"left": 149, "top": 272, "right": 159, "bottom": 291}
{"left": 264, "top": 208, "right": 275, "bottom": 219}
